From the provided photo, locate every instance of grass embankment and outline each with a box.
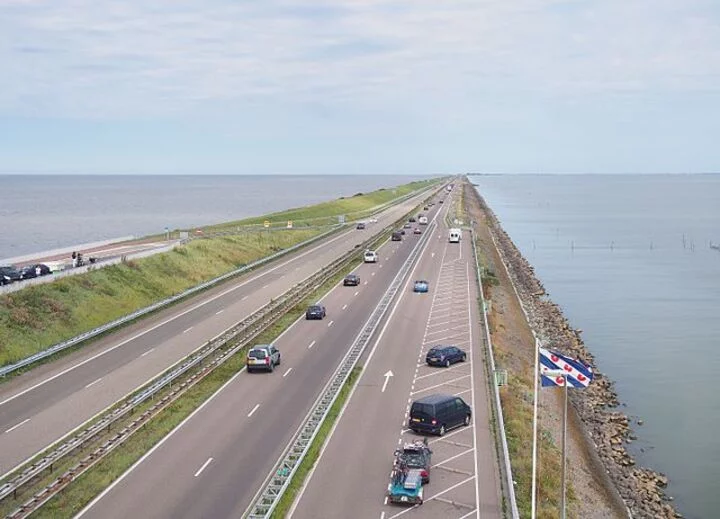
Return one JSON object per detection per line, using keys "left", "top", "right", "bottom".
{"left": 202, "top": 178, "right": 441, "bottom": 232}
{"left": 467, "top": 183, "right": 570, "bottom": 517}
{"left": 20, "top": 256, "right": 366, "bottom": 519}
{"left": 0, "top": 230, "right": 320, "bottom": 367}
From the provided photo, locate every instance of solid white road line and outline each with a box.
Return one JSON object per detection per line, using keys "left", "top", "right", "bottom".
{"left": 308, "top": 340, "right": 316, "bottom": 349}
{"left": 432, "top": 448, "right": 475, "bottom": 468}
{"left": 140, "top": 348, "right": 155, "bottom": 357}
{"left": 410, "top": 374, "right": 470, "bottom": 396}
{"left": 5, "top": 418, "right": 30, "bottom": 434}
{"left": 182, "top": 327, "right": 193, "bottom": 334}
{"left": 194, "top": 457, "right": 213, "bottom": 477}
{"left": 85, "top": 378, "right": 102, "bottom": 389}
{"left": 247, "top": 404, "right": 260, "bottom": 418}
{"left": 283, "top": 368, "right": 293, "bottom": 378}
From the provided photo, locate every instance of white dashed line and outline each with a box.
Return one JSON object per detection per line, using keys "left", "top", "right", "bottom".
{"left": 241, "top": 295, "right": 249, "bottom": 301}
{"left": 364, "top": 281, "right": 369, "bottom": 285}
{"left": 327, "top": 320, "right": 334, "bottom": 327}
{"left": 354, "top": 291, "right": 359, "bottom": 296}
{"left": 262, "top": 284, "right": 269, "bottom": 289}
{"left": 85, "top": 377, "right": 102, "bottom": 389}
{"left": 283, "top": 368, "right": 293, "bottom": 377}
{"left": 342, "top": 304, "right": 347, "bottom": 310}
{"left": 215, "top": 310, "right": 224, "bottom": 315}
{"left": 140, "top": 348, "right": 155, "bottom": 357}
{"left": 308, "top": 340, "right": 316, "bottom": 349}
{"left": 371, "top": 272, "right": 375, "bottom": 276}
{"left": 5, "top": 418, "right": 30, "bottom": 434}
{"left": 247, "top": 404, "right": 260, "bottom": 418}
{"left": 182, "top": 327, "right": 193, "bottom": 334}
{"left": 194, "top": 457, "right": 213, "bottom": 477}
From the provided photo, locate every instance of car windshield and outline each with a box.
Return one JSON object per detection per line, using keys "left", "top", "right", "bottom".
{"left": 248, "top": 350, "right": 268, "bottom": 358}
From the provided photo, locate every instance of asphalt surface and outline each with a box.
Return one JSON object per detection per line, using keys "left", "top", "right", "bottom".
{"left": 0, "top": 190, "right": 433, "bottom": 478}
{"left": 289, "top": 199, "right": 503, "bottom": 519}
{"left": 75, "top": 201, "right": 445, "bottom": 519}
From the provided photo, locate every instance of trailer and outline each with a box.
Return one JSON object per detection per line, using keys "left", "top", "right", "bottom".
{"left": 387, "top": 463, "right": 424, "bottom": 505}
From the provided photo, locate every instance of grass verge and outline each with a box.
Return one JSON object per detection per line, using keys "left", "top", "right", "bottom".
{"left": 270, "top": 366, "right": 361, "bottom": 518}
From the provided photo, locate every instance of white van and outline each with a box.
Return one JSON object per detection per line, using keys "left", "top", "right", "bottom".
{"left": 418, "top": 215, "right": 428, "bottom": 225}
{"left": 449, "top": 228, "right": 461, "bottom": 243}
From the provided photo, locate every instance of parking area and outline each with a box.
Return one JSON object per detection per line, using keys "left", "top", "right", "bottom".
{"left": 381, "top": 250, "right": 482, "bottom": 519}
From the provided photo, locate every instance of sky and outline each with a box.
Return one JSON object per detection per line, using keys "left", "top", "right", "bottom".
{"left": 0, "top": 0, "right": 719, "bottom": 175}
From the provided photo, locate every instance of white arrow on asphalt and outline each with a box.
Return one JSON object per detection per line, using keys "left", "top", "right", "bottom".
{"left": 381, "top": 370, "right": 394, "bottom": 393}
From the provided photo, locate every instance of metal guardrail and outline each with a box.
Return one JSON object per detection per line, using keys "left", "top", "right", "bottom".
{"left": 245, "top": 219, "right": 438, "bottom": 519}
{"left": 0, "top": 225, "right": 346, "bottom": 378}
{"left": 0, "top": 219, "right": 398, "bottom": 516}
{"left": 470, "top": 227, "right": 520, "bottom": 519}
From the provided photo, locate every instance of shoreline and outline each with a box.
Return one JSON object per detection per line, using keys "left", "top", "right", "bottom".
{"left": 471, "top": 185, "right": 680, "bottom": 518}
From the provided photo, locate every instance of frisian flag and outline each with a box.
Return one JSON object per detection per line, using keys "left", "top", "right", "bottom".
{"left": 539, "top": 347, "right": 593, "bottom": 388}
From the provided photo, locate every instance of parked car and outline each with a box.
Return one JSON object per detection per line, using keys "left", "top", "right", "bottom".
{"left": 391, "top": 231, "right": 403, "bottom": 241}
{"left": 356, "top": 222, "right": 366, "bottom": 230}
{"left": 0, "top": 266, "right": 22, "bottom": 285}
{"left": 413, "top": 228, "right": 422, "bottom": 235}
{"left": 246, "top": 344, "right": 281, "bottom": 373}
{"left": 409, "top": 394, "right": 472, "bottom": 436}
{"left": 413, "top": 280, "right": 429, "bottom": 293}
{"left": 394, "top": 439, "right": 433, "bottom": 484}
{"left": 19, "top": 264, "right": 51, "bottom": 279}
{"left": 306, "top": 304, "right": 327, "bottom": 320}
{"left": 343, "top": 273, "right": 360, "bottom": 286}
{"left": 425, "top": 345, "right": 467, "bottom": 367}
{"left": 364, "top": 250, "right": 378, "bottom": 263}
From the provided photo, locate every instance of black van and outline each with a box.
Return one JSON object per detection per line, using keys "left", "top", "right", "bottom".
{"left": 391, "top": 231, "right": 403, "bottom": 241}
{"left": 408, "top": 394, "right": 472, "bottom": 436}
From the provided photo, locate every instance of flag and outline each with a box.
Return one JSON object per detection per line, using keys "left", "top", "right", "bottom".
{"left": 539, "top": 347, "right": 593, "bottom": 388}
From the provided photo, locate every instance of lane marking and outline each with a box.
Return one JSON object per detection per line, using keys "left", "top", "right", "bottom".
{"left": 283, "top": 368, "right": 293, "bottom": 378}
{"left": 140, "top": 348, "right": 155, "bottom": 357}
{"left": 194, "top": 457, "right": 213, "bottom": 477}
{"left": 364, "top": 281, "right": 369, "bottom": 285}
{"left": 182, "top": 327, "right": 193, "bottom": 334}
{"left": 5, "top": 418, "right": 30, "bottom": 434}
{"left": 410, "top": 374, "right": 470, "bottom": 395}
{"left": 371, "top": 272, "right": 375, "bottom": 276}
{"left": 327, "top": 320, "right": 334, "bottom": 327}
{"left": 308, "top": 340, "right": 316, "bottom": 349}
{"left": 241, "top": 295, "right": 249, "bottom": 301}
{"left": 85, "top": 378, "right": 102, "bottom": 389}
{"left": 354, "top": 291, "right": 359, "bottom": 296}
{"left": 262, "top": 284, "right": 269, "bottom": 289}
{"left": 342, "top": 304, "right": 347, "bottom": 310}
{"left": 247, "top": 404, "right": 260, "bottom": 418}
{"left": 215, "top": 310, "right": 224, "bottom": 315}
{"left": 432, "top": 448, "right": 475, "bottom": 468}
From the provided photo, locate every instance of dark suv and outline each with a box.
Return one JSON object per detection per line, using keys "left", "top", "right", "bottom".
{"left": 305, "top": 304, "right": 327, "bottom": 320}
{"left": 343, "top": 274, "right": 360, "bottom": 286}
{"left": 426, "top": 345, "right": 467, "bottom": 367}
{"left": 409, "top": 394, "right": 472, "bottom": 436}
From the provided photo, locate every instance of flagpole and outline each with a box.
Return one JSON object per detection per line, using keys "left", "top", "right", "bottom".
{"left": 561, "top": 374, "right": 568, "bottom": 519}
{"left": 531, "top": 337, "right": 539, "bottom": 519}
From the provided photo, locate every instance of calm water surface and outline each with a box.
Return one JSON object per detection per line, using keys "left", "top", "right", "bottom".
{"left": 0, "top": 174, "right": 427, "bottom": 260}
{"left": 470, "top": 174, "right": 720, "bottom": 519}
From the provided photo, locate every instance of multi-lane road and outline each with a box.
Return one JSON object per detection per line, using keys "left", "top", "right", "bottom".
{"left": 76, "top": 196, "right": 448, "bottom": 518}
{"left": 0, "top": 188, "right": 432, "bottom": 478}
{"left": 289, "top": 198, "right": 502, "bottom": 519}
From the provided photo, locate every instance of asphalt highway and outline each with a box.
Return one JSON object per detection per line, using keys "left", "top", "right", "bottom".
{"left": 290, "top": 197, "right": 503, "bottom": 519}
{"left": 0, "top": 189, "right": 434, "bottom": 478}
{"left": 76, "top": 200, "right": 445, "bottom": 518}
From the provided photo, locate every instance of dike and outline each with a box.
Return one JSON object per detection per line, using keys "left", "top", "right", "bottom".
{"left": 472, "top": 186, "right": 681, "bottom": 519}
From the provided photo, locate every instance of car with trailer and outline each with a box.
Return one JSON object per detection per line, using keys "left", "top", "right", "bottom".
{"left": 387, "top": 464, "right": 424, "bottom": 505}
{"left": 394, "top": 438, "right": 432, "bottom": 484}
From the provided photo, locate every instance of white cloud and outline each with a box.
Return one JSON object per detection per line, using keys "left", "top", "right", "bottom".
{"left": 0, "top": 0, "right": 719, "bottom": 118}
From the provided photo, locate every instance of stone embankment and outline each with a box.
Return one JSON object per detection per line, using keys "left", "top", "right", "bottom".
{"left": 475, "top": 195, "right": 681, "bottom": 519}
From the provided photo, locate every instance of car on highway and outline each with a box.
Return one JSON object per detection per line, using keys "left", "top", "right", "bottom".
{"left": 19, "top": 264, "right": 51, "bottom": 279}
{"left": 356, "top": 222, "right": 366, "bottom": 230}
{"left": 0, "top": 266, "right": 22, "bottom": 285}
{"left": 364, "top": 250, "right": 378, "bottom": 263}
{"left": 399, "top": 228, "right": 406, "bottom": 235}
{"left": 409, "top": 217, "right": 416, "bottom": 223}
{"left": 439, "top": 200, "right": 444, "bottom": 204}
{"left": 413, "top": 228, "right": 422, "bottom": 235}
{"left": 409, "top": 394, "right": 472, "bottom": 436}
{"left": 403, "top": 223, "right": 412, "bottom": 229}
{"left": 425, "top": 345, "right": 467, "bottom": 367}
{"left": 246, "top": 344, "right": 281, "bottom": 373}
{"left": 424, "top": 206, "right": 429, "bottom": 210}
{"left": 343, "top": 273, "right": 360, "bottom": 286}
{"left": 413, "top": 280, "right": 429, "bottom": 293}
{"left": 394, "top": 439, "right": 432, "bottom": 484}
{"left": 391, "top": 231, "right": 403, "bottom": 241}
{"left": 369, "top": 217, "right": 378, "bottom": 223}
{"left": 305, "top": 304, "right": 327, "bottom": 320}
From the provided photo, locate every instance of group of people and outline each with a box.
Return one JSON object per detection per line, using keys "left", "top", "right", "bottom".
{"left": 71, "top": 251, "right": 97, "bottom": 268}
